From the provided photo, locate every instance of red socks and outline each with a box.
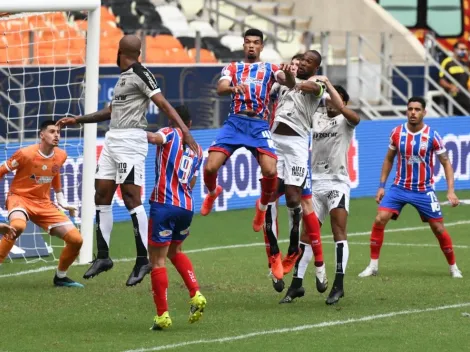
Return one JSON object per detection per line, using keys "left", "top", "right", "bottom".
{"left": 203, "top": 169, "right": 217, "bottom": 193}
{"left": 170, "top": 252, "right": 200, "bottom": 297}
{"left": 303, "top": 212, "right": 323, "bottom": 265}
{"left": 260, "top": 176, "right": 277, "bottom": 205}
{"left": 435, "top": 230, "right": 456, "bottom": 265}
{"left": 370, "top": 224, "right": 385, "bottom": 260}
{"left": 151, "top": 267, "right": 168, "bottom": 316}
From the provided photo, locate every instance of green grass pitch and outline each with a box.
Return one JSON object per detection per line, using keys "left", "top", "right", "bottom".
{"left": 1, "top": 190, "right": 469, "bottom": 352}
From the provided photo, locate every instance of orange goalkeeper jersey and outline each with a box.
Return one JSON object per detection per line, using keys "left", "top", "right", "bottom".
{"left": 0, "top": 144, "right": 67, "bottom": 202}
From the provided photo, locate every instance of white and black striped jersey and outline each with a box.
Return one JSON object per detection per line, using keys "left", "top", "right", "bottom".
{"left": 110, "top": 62, "right": 161, "bottom": 129}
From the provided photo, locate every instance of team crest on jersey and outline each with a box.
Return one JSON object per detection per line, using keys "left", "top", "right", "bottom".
{"left": 420, "top": 141, "right": 428, "bottom": 150}
{"left": 257, "top": 63, "right": 266, "bottom": 72}
{"left": 42, "top": 165, "right": 47, "bottom": 170}
{"left": 119, "top": 79, "right": 126, "bottom": 86}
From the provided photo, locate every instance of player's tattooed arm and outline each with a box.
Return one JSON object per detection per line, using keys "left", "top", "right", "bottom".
{"left": 56, "top": 106, "right": 111, "bottom": 127}
{"left": 439, "top": 151, "right": 459, "bottom": 206}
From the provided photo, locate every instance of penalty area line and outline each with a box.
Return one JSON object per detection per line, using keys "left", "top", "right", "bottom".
{"left": 123, "top": 302, "right": 470, "bottom": 352}
{"left": 1, "top": 220, "right": 469, "bottom": 279}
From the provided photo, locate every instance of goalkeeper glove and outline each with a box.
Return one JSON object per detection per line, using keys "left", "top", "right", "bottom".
{"left": 55, "top": 191, "right": 78, "bottom": 217}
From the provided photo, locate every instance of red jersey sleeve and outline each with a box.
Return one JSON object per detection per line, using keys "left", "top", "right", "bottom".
{"left": 388, "top": 127, "right": 399, "bottom": 150}
{"left": 271, "top": 63, "right": 282, "bottom": 82}
{"left": 432, "top": 131, "right": 447, "bottom": 155}
{"left": 156, "top": 127, "right": 176, "bottom": 144}
{"left": 220, "top": 62, "right": 236, "bottom": 82}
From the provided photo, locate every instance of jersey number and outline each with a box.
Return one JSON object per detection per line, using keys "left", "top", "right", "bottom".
{"left": 178, "top": 155, "right": 194, "bottom": 184}
{"left": 427, "top": 191, "right": 441, "bottom": 212}
{"left": 262, "top": 131, "right": 274, "bottom": 149}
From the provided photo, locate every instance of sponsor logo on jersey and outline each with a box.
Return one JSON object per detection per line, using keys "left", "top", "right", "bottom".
{"left": 29, "top": 174, "right": 54, "bottom": 184}
{"left": 143, "top": 70, "right": 158, "bottom": 90}
{"left": 114, "top": 95, "right": 127, "bottom": 101}
{"left": 291, "top": 166, "right": 306, "bottom": 177}
{"left": 312, "top": 132, "right": 338, "bottom": 139}
{"left": 159, "top": 230, "right": 172, "bottom": 237}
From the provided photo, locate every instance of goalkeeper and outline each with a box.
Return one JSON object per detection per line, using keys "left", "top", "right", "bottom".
{"left": 57, "top": 34, "right": 196, "bottom": 286}
{"left": 0, "top": 121, "right": 83, "bottom": 287}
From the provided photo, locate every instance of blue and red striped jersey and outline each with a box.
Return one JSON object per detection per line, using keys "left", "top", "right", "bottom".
{"left": 149, "top": 127, "right": 203, "bottom": 211}
{"left": 389, "top": 124, "right": 446, "bottom": 192}
{"left": 220, "top": 62, "right": 281, "bottom": 120}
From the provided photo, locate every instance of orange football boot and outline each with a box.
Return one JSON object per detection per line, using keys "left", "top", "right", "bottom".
{"left": 252, "top": 199, "right": 266, "bottom": 232}
{"left": 269, "top": 252, "right": 283, "bottom": 280}
{"left": 282, "top": 247, "right": 303, "bottom": 274}
{"left": 200, "top": 185, "right": 223, "bottom": 216}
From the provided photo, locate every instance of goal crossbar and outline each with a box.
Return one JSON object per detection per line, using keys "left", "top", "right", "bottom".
{"left": 0, "top": 0, "right": 101, "bottom": 264}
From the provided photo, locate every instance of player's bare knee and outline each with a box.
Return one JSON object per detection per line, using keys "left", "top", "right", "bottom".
{"left": 374, "top": 213, "right": 390, "bottom": 227}
{"left": 430, "top": 221, "right": 445, "bottom": 236}
{"left": 167, "top": 244, "right": 181, "bottom": 260}
{"left": 301, "top": 198, "right": 314, "bottom": 215}
{"left": 9, "top": 217, "right": 27, "bottom": 238}
{"left": 121, "top": 190, "right": 141, "bottom": 210}
{"left": 285, "top": 187, "right": 301, "bottom": 208}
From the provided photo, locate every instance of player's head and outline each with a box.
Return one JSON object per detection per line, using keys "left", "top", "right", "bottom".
{"left": 326, "top": 85, "right": 350, "bottom": 116}
{"left": 297, "top": 50, "right": 321, "bottom": 80}
{"left": 40, "top": 120, "right": 60, "bottom": 147}
{"left": 290, "top": 54, "right": 303, "bottom": 77}
{"left": 453, "top": 41, "right": 468, "bottom": 61}
{"left": 169, "top": 105, "right": 192, "bottom": 129}
{"left": 117, "top": 35, "right": 141, "bottom": 69}
{"left": 243, "top": 29, "right": 264, "bottom": 62}
{"left": 406, "top": 96, "right": 426, "bottom": 125}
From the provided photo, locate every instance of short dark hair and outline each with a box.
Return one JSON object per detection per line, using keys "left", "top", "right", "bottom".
{"left": 407, "top": 96, "right": 426, "bottom": 109}
{"left": 306, "top": 50, "right": 322, "bottom": 66}
{"left": 453, "top": 41, "right": 467, "bottom": 50}
{"left": 174, "top": 105, "right": 191, "bottom": 127}
{"left": 334, "top": 85, "right": 350, "bottom": 103}
{"left": 40, "top": 120, "right": 57, "bottom": 131}
{"left": 244, "top": 28, "right": 264, "bottom": 43}
{"left": 291, "top": 53, "right": 303, "bottom": 61}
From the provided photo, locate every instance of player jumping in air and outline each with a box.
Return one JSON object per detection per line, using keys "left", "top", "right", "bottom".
{"left": 264, "top": 51, "right": 341, "bottom": 288}
{"left": 358, "top": 96, "right": 462, "bottom": 279}
{"left": 200, "top": 28, "right": 296, "bottom": 231}
{"left": 57, "top": 35, "right": 197, "bottom": 286}
{"left": 280, "top": 84, "right": 360, "bottom": 305}
{"left": 0, "top": 121, "right": 84, "bottom": 287}
{"left": 146, "top": 106, "right": 206, "bottom": 330}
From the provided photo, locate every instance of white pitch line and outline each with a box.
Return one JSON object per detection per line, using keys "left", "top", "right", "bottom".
{"left": 123, "top": 302, "right": 470, "bottom": 352}
{"left": 1, "top": 220, "right": 469, "bottom": 279}
{"left": 322, "top": 240, "right": 470, "bottom": 249}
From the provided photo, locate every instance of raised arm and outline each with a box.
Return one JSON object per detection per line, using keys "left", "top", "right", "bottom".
{"left": 276, "top": 64, "right": 296, "bottom": 89}
{"left": 56, "top": 106, "right": 112, "bottom": 128}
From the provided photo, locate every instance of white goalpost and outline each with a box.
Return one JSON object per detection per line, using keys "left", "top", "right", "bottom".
{"left": 0, "top": 0, "right": 100, "bottom": 265}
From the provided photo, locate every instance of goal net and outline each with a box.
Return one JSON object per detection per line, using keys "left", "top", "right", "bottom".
{"left": 0, "top": 1, "right": 100, "bottom": 266}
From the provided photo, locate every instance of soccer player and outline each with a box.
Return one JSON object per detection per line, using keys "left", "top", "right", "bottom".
{"left": 263, "top": 51, "right": 335, "bottom": 285}
{"left": 146, "top": 106, "right": 206, "bottom": 330}
{"left": 0, "top": 121, "right": 84, "bottom": 287}
{"left": 56, "top": 35, "right": 196, "bottom": 286}
{"left": 200, "top": 28, "right": 296, "bottom": 231}
{"left": 280, "top": 83, "right": 360, "bottom": 305}
{"left": 358, "top": 96, "right": 462, "bottom": 279}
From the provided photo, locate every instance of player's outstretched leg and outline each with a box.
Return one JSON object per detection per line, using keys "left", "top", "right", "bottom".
{"left": 0, "top": 216, "right": 26, "bottom": 263}
{"left": 200, "top": 151, "right": 226, "bottom": 216}
{"left": 54, "top": 228, "right": 84, "bottom": 288}
{"left": 358, "top": 211, "right": 393, "bottom": 278}
{"left": 263, "top": 201, "right": 284, "bottom": 288}
{"left": 430, "top": 221, "right": 463, "bottom": 278}
{"left": 126, "top": 205, "right": 151, "bottom": 286}
{"left": 280, "top": 242, "right": 310, "bottom": 303}
{"left": 169, "top": 247, "right": 206, "bottom": 323}
{"left": 253, "top": 154, "right": 277, "bottom": 232}
{"left": 84, "top": 181, "right": 117, "bottom": 280}
{"left": 84, "top": 204, "right": 114, "bottom": 279}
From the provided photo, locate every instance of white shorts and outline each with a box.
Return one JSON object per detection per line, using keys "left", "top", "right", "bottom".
{"left": 273, "top": 133, "right": 309, "bottom": 187}
{"left": 96, "top": 129, "right": 148, "bottom": 186}
{"left": 311, "top": 179, "right": 350, "bottom": 223}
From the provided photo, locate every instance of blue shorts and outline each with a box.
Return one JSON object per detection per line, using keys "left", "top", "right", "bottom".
{"left": 209, "top": 114, "right": 277, "bottom": 159}
{"left": 379, "top": 185, "right": 443, "bottom": 222}
{"left": 148, "top": 202, "right": 194, "bottom": 247}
